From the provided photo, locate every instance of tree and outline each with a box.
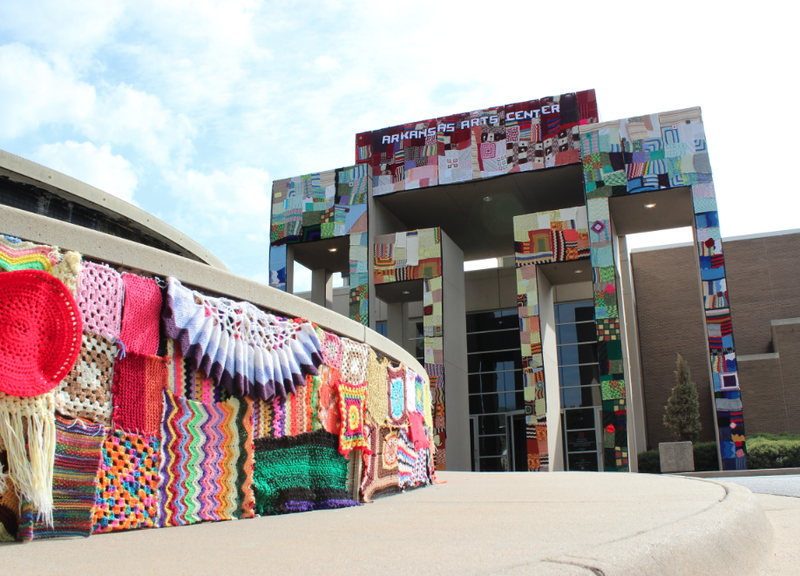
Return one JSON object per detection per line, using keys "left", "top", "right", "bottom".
{"left": 663, "top": 354, "right": 702, "bottom": 442}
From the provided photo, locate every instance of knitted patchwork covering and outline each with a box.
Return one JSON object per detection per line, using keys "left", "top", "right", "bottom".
{"left": 360, "top": 414, "right": 399, "bottom": 502}
{"left": 320, "top": 330, "right": 342, "bottom": 370}
{"left": 253, "top": 373, "right": 322, "bottom": 439}
{"left": 0, "top": 235, "right": 59, "bottom": 272}
{"left": 0, "top": 449, "right": 20, "bottom": 541}
{"left": 397, "top": 429, "right": 425, "bottom": 489}
{"left": 111, "top": 352, "right": 167, "bottom": 436}
{"left": 93, "top": 429, "right": 160, "bottom": 533}
{"left": 387, "top": 366, "right": 406, "bottom": 427}
{"left": 158, "top": 392, "right": 255, "bottom": 527}
{"left": 0, "top": 392, "right": 56, "bottom": 525}
{"left": 165, "top": 339, "right": 228, "bottom": 403}
{"left": 317, "top": 365, "right": 341, "bottom": 436}
{"left": 337, "top": 381, "right": 371, "bottom": 456}
{"left": 365, "top": 350, "right": 389, "bottom": 426}
{"left": 75, "top": 261, "right": 123, "bottom": 341}
{"left": 18, "top": 417, "right": 105, "bottom": 540}
{"left": 163, "top": 277, "right": 322, "bottom": 400}
{"left": 252, "top": 429, "right": 358, "bottom": 516}
{"left": 119, "top": 273, "right": 163, "bottom": 356}
{"left": 56, "top": 333, "right": 117, "bottom": 426}
{"left": 340, "top": 338, "right": 369, "bottom": 384}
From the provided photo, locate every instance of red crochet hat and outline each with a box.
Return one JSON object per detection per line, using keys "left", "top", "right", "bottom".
{"left": 0, "top": 269, "right": 83, "bottom": 397}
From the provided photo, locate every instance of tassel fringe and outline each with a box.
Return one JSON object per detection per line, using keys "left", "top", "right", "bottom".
{"left": 0, "top": 393, "right": 56, "bottom": 527}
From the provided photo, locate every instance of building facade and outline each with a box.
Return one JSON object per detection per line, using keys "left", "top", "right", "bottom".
{"left": 268, "top": 89, "right": 752, "bottom": 472}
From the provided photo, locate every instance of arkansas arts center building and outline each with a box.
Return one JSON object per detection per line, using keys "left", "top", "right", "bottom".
{"left": 268, "top": 88, "right": 797, "bottom": 474}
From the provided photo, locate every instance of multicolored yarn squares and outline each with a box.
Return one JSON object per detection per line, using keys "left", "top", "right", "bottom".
{"left": 19, "top": 418, "right": 105, "bottom": 541}
{"left": 93, "top": 429, "right": 160, "bottom": 533}
{"left": 158, "top": 392, "right": 254, "bottom": 527}
{"left": 336, "top": 381, "right": 371, "bottom": 456}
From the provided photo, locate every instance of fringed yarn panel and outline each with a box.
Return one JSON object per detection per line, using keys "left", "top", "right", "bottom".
{"left": 252, "top": 429, "right": 358, "bottom": 516}
{"left": 19, "top": 418, "right": 105, "bottom": 540}
{"left": 163, "top": 277, "right": 322, "bottom": 400}
{"left": 56, "top": 333, "right": 117, "bottom": 426}
{"left": 111, "top": 353, "right": 167, "bottom": 436}
{"left": 92, "top": 430, "right": 160, "bottom": 533}
{"left": 158, "top": 392, "right": 253, "bottom": 527}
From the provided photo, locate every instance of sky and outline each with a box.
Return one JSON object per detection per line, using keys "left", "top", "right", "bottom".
{"left": 1, "top": 1, "right": 796, "bottom": 287}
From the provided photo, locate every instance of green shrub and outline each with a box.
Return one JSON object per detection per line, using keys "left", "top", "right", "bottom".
{"left": 637, "top": 449, "right": 660, "bottom": 473}
{"left": 746, "top": 436, "right": 800, "bottom": 469}
{"left": 637, "top": 442, "right": 720, "bottom": 473}
{"left": 692, "top": 442, "right": 719, "bottom": 471}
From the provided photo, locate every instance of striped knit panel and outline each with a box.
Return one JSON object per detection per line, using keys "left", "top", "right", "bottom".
{"left": 158, "top": 392, "right": 247, "bottom": 527}
{"left": 18, "top": 418, "right": 105, "bottom": 540}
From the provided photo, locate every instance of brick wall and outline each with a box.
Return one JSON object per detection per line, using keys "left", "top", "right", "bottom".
{"left": 631, "top": 231, "right": 800, "bottom": 448}
{"left": 630, "top": 245, "right": 717, "bottom": 448}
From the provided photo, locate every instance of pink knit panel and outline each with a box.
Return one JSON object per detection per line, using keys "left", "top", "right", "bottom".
{"left": 76, "top": 262, "right": 124, "bottom": 340}
{"left": 120, "top": 273, "right": 162, "bottom": 356}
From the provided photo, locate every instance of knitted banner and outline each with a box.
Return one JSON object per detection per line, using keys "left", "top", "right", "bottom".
{"left": 56, "top": 333, "right": 117, "bottom": 426}
{"left": 336, "top": 381, "right": 371, "bottom": 456}
{"left": 158, "top": 392, "right": 254, "bottom": 527}
{"left": 252, "top": 429, "right": 358, "bottom": 516}
{"left": 360, "top": 414, "right": 399, "bottom": 502}
{"left": 163, "top": 277, "right": 322, "bottom": 400}
{"left": 93, "top": 429, "right": 160, "bottom": 533}
{"left": 0, "top": 392, "right": 56, "bottom": 525}
{"left": 111, "top": 352, "right": 167, "bottom": 436}
{"left": 75, "top": 262, "right": 123, "bottom": 341}
{"left": 119, "top": 273, "right": 163, "bottom": 356}
{"left": 340, "top": 338, "right": 369, "bottom": 384}
{"left": 18, "top": 418, "right": 105, "bottom": 540}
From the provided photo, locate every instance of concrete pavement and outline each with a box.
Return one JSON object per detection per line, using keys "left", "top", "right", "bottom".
{"left": 0, "top": 471, "right": 782, "bottom": 575}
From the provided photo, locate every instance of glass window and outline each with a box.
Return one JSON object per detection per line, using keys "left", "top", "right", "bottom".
{"left": 466, "top": 309, "right": 519, "bottom": 333}
{"left": 556, "top": 322, "right": 596, "bottom": 344}
{"left": 555, "top": 302, "right": 595, "bottom": 324}
{"left": 557, "top": 343, "right": 599, "bottom": 366}
{"left": 467, "top": 330, "right": 521, "bottom": 353}
{"left": 468, "top": 351, "right": 522, "bottom": 374}
{"left": 561, "top": 386, "right": 602, "bottom": 409}
{"left": 558, "top": 365, "right": 601, "bottom": 387}
{"left": 565, "top": 408, "right": 595, "bottom": 430}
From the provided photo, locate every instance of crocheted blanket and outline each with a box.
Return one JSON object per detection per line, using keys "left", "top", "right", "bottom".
{"left": 0, "top": 235, "right": 59, "bottom": 272}
{"left": 252, "top": 429, "right": 358, "bottom": 516}
{"left": 163, "top": 277, "right": 322, "bottom": 400}
{"left": 158, "top": 391, "right": 254, "bottom": 527}
{"left": 93, "top": 429, "right": 161, "bottom": 533}
{"left": 360, "top": 414, "right": 399, "bottom": 502}
{"left": 252, "top": 373, "right": 321, "bottom": 439}
{"left": 111, "top": 352, "right": 167, "bottom": 436}
{"left": 18, "top": 418, "right": 105, "bottom": 540}
{"left": 56, "top": 333, "right": 117, "bottom": 427}
{"left": 165, "top": 339, "right": 228, "bottom": 403}
{"left": 119, "top": 273, "right": 163, "bottom": 356}
{"left": 75, "top": 262, "right": 123, "bottom": 341}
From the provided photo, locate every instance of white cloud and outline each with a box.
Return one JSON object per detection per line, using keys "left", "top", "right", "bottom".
{"left": 0, "top": 0, "right": 124, "bottom": 58}
{"left": 31, "top": 141, "right": 138, "bottom": 204}
{"left": 313, "top": 55, "right": 341, "bottom": 72}
{"left": 0, "top": 44, "right": 95, "bottom": 139}
{"left": 85, "top": 83, "right": 195, "bottom": 167}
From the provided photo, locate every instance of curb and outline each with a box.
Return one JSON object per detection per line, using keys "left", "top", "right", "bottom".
{"left": 494, "top": 478, "right": 774, "bottom": 576}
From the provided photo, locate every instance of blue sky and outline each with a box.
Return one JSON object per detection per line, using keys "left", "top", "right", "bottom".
{"left": 1, "top": 1, "right": 795, "bottom": 286}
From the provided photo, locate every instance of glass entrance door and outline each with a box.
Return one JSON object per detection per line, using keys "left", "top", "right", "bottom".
{"left": 562, "top": 407, "right": 603, "bottom": 471}
{"left": 470, "top": 411, "right": 527, "bottom": 471}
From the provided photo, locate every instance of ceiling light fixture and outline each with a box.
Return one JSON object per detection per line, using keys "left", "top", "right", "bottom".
{"left": 328, "top": 247, "right": 337, "bottom": 252}
{"left": 574, "top": 269, "right": 583, "bottom": 274}
{"left": 401, "top": 290, "right": 410, "bottom": 295}
{"left": 483, "top": 196, "right": 492, "bottom": 202}
{"left": 644, "top": 203, "right": 656, "bottom": 209}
